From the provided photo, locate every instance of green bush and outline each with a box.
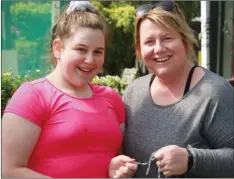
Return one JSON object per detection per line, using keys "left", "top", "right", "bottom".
{"left": 1, "top": 72, "right": 34, "bottom": 114}
{"left": 92, "top": 75, "right": 126, "bottom": 95}
{"left": 1, "top": 72, "right": 126, "bottom": 114}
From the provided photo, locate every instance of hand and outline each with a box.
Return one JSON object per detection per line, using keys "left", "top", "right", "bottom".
{"left": 154, "top": 145, "right": 189, "bottom": 177}
{"left": 109, "top": 155, "right": 138, "bottom": 178}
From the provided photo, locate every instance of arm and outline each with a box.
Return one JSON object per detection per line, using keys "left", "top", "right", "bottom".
{"left": 2, "top": 113, "right": 51, "bottom": 178}
{"left": 3, "top": 82, "right": 50, "bottom": 178}
{"left": 110, "top": 89, "right": 127, "bottom": 154}
{"left": 109, "top": 89, "right": 137, "bottom": 178}
{"left": 109, "top": 122, "right": 137, "bottom": 178}
{"left": 187, "top": 85, "right": 234, "bottom": 177}
{"left": 188, "top": 104, "right": 234, "bottom": 177}
{"left": 155, "top": 84, "right": 234, "bottom": 177}
{"left": 118, "top": 123, "right": 126, "bottom": 154}
{"left": 188, "top": 148, "right": 233, "bottom": 177}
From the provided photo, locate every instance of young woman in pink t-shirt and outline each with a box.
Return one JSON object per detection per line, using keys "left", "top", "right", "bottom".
{"left": 2, "top": 1, "right": 136, "bottom": 178}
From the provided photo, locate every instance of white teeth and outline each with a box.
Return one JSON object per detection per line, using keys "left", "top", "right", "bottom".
{"left": 78, "top": 67, "right": 91, "bottom": 72}
{"left": 157, "top": 57, "right": 169, "bottom": 62}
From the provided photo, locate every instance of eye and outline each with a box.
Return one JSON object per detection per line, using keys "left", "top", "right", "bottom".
{"left": 76, "top": 48, "right": 87, "bottom": 53}
{"left": 144, "top": 40, "right": 154, "bottom": 45}
{"left": 94, "top": 50, "right": 104, "bottom": 55}
{"left": 164, "top": 36, "right": 173, "bottom": 41}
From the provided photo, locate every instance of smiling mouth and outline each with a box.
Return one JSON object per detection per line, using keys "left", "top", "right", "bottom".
{"left": 77, "top": 67, "right": 92, "bottom": 72}
{"left": 154, "top": 57, "right": 170, "bottom": 63}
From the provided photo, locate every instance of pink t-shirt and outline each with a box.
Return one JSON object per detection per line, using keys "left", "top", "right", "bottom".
{"left": 4, "top": 78, "right": 126, "bottom": 178}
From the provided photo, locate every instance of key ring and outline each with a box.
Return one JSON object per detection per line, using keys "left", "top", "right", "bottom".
{"left": 136, "top": 151, "right": 183, "bottom": 178}
{"left": 136, "top": 151, "right": 163, "bottom": 178}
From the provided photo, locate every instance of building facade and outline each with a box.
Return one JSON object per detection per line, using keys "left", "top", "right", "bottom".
{"left": 209, "top": 1, "right": 234, "bottom": 79}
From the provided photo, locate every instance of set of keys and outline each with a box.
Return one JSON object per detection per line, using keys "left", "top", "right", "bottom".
{"left": 135, "top": 151, "right": 162, "bottom": 178}
{"left": 136, "top": 155, "right": 181, "bottom": 178}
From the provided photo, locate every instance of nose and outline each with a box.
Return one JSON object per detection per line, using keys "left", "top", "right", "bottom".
{"left": 154, "top": 41, "right": 165, "bottom": 54}
{"left": 84, "top": 53, "right": 95, "bottom": 64}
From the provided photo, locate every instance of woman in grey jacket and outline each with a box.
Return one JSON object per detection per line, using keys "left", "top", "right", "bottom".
{"left": 110, "top": 1, "right": 234, "bottom": 178}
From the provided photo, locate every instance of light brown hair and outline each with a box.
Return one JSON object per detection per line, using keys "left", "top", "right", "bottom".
{"left": 49, "top": 6, "right": 109, "bottom": 67}
{"left": 134, "top": 4, "right": 198, "bottom": 63}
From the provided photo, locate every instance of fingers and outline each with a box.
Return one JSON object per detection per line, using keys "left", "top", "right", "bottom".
{"left": 156, "top": 160, "right": 165, "bottom": 168}
{"left": 119, "top": 165, "right": 135, "bottom": 176}
{"left": 126, "top": 162, "right": 138, "bottom": 172}
{"left": 154, "top": 145, "right": 188, "bottom": 177}
{"left": 156, "top": 160, "right": 168, "bottom": 173}
{"left": 113, "top": 170, "right": 125, "bottom": 178}
{"left": 163, "top": 170, "right": 172, "bottom": 177}
{"left": 113, "top": 163, "right": 138, "bottom": 178}
{"left": 154, "top": 149, "right": 164, "bottom": 160}
{"left": 118, "top": 155, "right": 136, "bottom": 163}
{"left": 156, "top": 162, "right": 171, "bottom": 177}
{"left": 111, "top": 155, "right": 135, "bottom": 167}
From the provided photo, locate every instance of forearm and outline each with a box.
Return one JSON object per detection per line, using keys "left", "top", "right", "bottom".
{"left": 188, "top": 148, "right": 234, "bottom": 177}
{"left": 3, "top": 166, "right": 51, "bottom": 178}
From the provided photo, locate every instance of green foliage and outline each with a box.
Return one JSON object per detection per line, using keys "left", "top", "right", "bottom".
{"left": 177, "top": 1, "right": 200, "bottom": 23}
{"left": 1, "top": 72, "right": 34, "bottom": 113}
{"left": 1, "top": 72, "right": 126, "bottom": 114}
{"left": 10, "top": 2, "right": 51, "bottom": 40}
{"left": 91, "top": 1, "right": 137, "bottom": 75}
{"left": 92, "top": 75, "right": 126, "bottom": 95}
{"left": 10, "top": 1, "right": 52, "bottom": 76}
{"left": 15, "top": 37, "right": 37, "bottom": 57}
{"left": 104, "top": 2, "right": 135, "bottom": 33}
{"left": 8, "top": 1, "right": 200, "bottom": 77}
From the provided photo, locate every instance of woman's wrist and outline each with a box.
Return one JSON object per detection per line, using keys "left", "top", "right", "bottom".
{"left": 186, "top": 148, "right": 194, "bottom": 172}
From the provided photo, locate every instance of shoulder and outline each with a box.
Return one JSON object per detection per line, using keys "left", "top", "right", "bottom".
{"left": 124, "top": 74, "right": 153, "bottom": 93}
{"left": 202, "top": 69, "right": 233, "bottom": 96}
{"left": 198, "top": 69, "right": 233, "bottom": 105}
{"left": 91, "top": 83, "right": 125, "bottom": 115}
{"left": 14, "top": 77, "right": 54, "bottom": 107}
{"left": 21, "top": 78, "right": 58, "bottom": 101}
{"left": 15, "top": 77, "right": 53, "bottom": 101}
{"left": 14, "top": 78, "right": 50, "bottom": 95}
{"left": 27, "top": 77, "right": 51, "bottom": 92}
{"left": 14, "top": 78, "right": 46, "bottom": 95}
{"left": 91, "top": 83, "right": 122, "bottom": 100}
{"left": 123, "top": 73, "right": 152, "bottom": 98}
{"left": 4, "top": 78, "right": 50, "bottom": 127}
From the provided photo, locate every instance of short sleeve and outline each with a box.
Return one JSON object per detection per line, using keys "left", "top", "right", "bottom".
{"left": 4, "top": 82, "right": 47, "bottom": 127}
{"left": 111, "top": 90, "right": 126, "bottom": 124}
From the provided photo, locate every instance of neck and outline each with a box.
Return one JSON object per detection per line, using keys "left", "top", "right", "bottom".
{"left": 153, "top": 61, "right": 194, "bottom": 89}
{"left": 47, "top": 67, "right": 92, "bottom": 98}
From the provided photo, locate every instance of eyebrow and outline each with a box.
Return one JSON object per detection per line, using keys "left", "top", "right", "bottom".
{"left": 143, "top": 32, "right": 174, "bottom": 39}
{"left": 74, "top": 44, "right": 105, "bottom": 51}
{"left": 163, "top": 33, "right": 173, "bottom": 37}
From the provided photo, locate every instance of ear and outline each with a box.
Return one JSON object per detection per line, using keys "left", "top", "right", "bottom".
{"left": 52, "top": 39, "right": 62, "bottom": 59}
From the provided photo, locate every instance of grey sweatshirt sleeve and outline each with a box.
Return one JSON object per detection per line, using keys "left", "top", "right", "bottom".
{"left": 188, "top": 85, "right": 234, "bottom": 177}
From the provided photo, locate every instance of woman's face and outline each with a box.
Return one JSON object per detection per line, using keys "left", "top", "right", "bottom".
{"left": 54, "top": 27, "right": 105, "bottom": 87}
{"left": 139, "top": 19, "right": 187, "bottom": 78}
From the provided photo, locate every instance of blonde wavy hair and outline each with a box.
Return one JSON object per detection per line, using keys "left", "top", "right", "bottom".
{"left": 134, "top": 4, "right": 198, "bottom": 63}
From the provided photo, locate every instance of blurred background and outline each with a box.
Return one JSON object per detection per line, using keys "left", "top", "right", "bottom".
{"left": 1, "top": 1, "right": 234, "bottom": 111}
{"left": 1, "top": 1, "right": 233, "bottom": 77}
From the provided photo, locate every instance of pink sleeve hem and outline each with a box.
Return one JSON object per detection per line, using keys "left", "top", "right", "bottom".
{"left": 4, "top": 110, "right": 42, "bottom": 127}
